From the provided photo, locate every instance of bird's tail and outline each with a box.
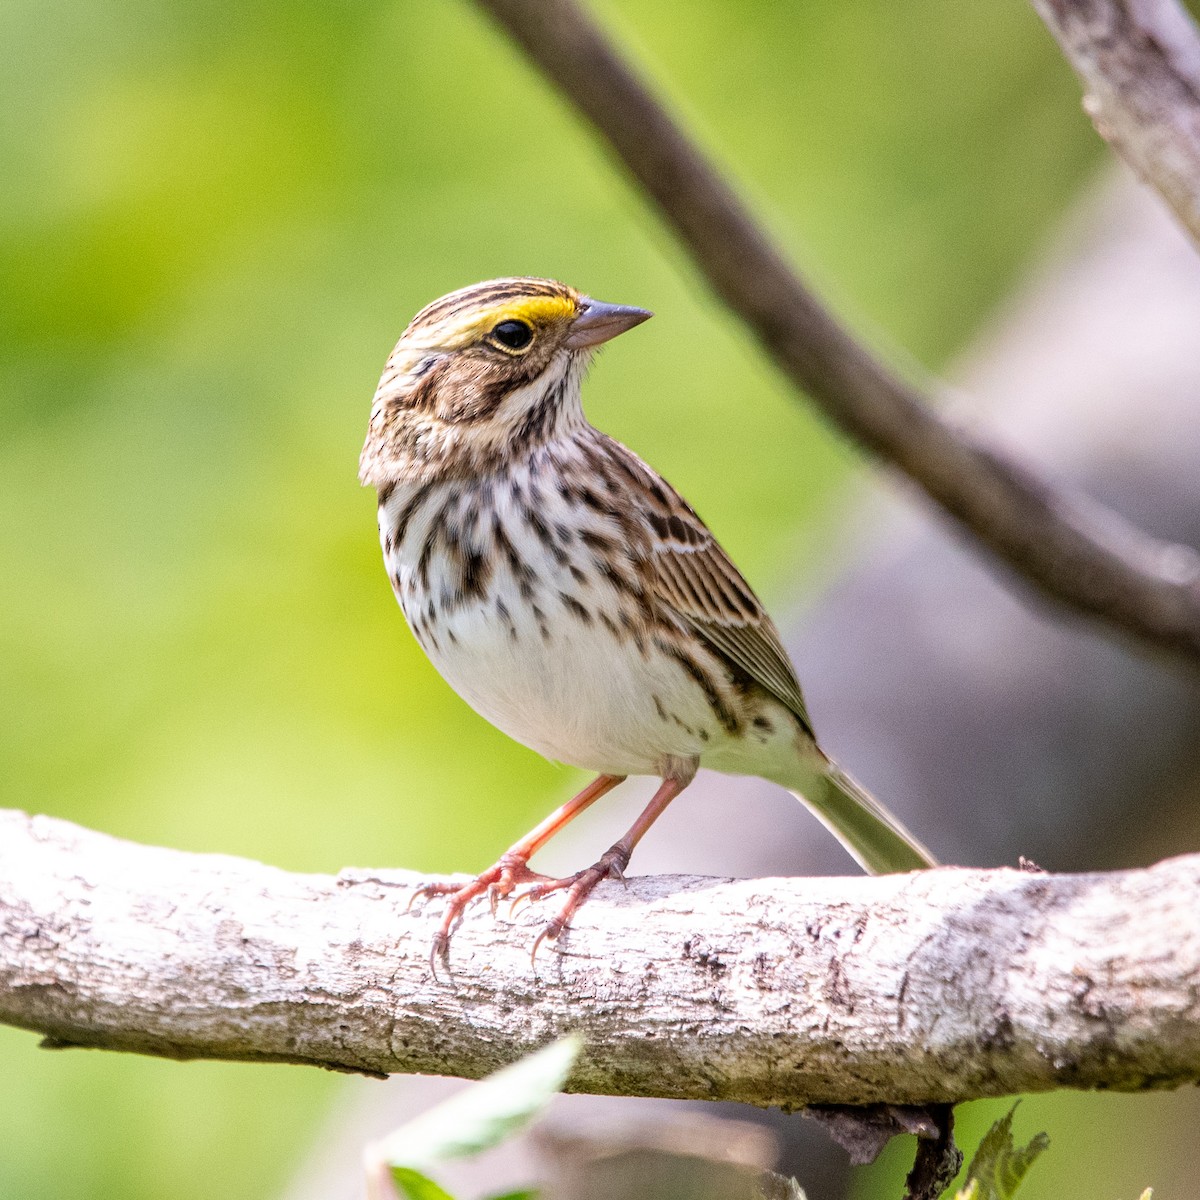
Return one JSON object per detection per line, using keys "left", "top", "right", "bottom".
{"left": 789, "top": 759, "right": 938, "bottom": 874}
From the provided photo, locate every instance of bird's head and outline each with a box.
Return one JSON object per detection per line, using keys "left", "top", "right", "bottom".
{"left": 359, "top": 277, "right": 651, "bottom": 486}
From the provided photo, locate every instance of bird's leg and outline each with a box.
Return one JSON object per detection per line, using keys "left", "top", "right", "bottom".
{"left": 523, "top": 772, "right": 692, "bottom": 961}
{"left": 415, "top": 773, "right": 626, "bottom": 967}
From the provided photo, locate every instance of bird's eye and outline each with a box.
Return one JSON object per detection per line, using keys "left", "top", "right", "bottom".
{"left": 490, "top": 319, "right": 533, "bottom": 351}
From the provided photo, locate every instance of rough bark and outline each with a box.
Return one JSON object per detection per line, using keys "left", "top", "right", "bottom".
{"left": 3, "top": 809, "right": 1199, "bottom": 1107}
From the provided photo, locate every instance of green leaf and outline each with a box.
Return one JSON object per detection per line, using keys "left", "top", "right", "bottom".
{"left": 378, "top": 1036, "right": 583, "bottom": 1171}
{"left": 389, "top": 1166, "right": 458, "bottom": 1200}
{"left": 952, "top": 1106, "right": 1049, "bottom": 1200}
{"left": 482, "top": 1191, "right": 541, "bottom": 1200}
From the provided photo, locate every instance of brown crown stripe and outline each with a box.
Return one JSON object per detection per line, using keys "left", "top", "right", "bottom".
{"left": 409, "top": 279, "right": 574, "bottom": 330}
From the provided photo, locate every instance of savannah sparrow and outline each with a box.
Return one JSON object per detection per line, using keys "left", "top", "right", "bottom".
{"left": 360, "top": 277, "right": 937, "bottom": 963}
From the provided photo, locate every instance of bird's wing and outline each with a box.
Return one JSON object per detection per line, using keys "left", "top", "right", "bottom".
{"left": 614, "top": 447, "right": 813, "bottom": 732}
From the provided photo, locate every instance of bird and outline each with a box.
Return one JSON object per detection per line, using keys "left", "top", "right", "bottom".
{"left": 359, "top": 277, "right": 937, "bottom": 964}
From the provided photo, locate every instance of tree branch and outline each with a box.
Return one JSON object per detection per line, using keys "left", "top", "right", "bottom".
{"left": 1033, "top": 0, "right": 1200, "bottom": 249}
{"left": 469, "top": 0, "right": 1200, "bottom": 665}
{"left": 3, "top": 809, "right": 1199, "bottom": 1106}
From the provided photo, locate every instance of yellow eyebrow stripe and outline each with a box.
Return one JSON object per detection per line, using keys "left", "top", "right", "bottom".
{"left": 414, "top": 295, "right": 579, "bottom": 350}
{"left": 491, "top": 295, "right": 578, "bottom": 326}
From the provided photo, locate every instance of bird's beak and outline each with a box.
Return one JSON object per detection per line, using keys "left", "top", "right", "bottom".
{"left": 564, "top": 298, "right": 653, "bottom": 350}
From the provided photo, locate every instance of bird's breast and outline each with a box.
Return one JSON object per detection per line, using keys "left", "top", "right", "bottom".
{"left": 377, "top": 471, "right": 734, "bottom": 775}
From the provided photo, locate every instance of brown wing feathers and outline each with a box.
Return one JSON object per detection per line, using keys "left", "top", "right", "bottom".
{"left": 602, "top": 438, "right": 814, "bottom": 732}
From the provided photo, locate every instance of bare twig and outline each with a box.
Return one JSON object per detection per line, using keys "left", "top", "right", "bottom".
{"left": 804, "top": 1104, "right": 942, "bottom": 1167}
{"left": 3, "top": 810, "right": 1200, "bottom": 1106}
{"left": 1033, "top": 0, "right": 1200, "bottom": 248}
{"left": 904, "top": 1105, "right": 962, "bottom": 1200}
{"left": 469, "top": 0, "right": 1200, "bottom": 664}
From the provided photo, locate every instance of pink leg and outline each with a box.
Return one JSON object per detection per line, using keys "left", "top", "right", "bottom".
{"left": 417, "top": 773, "right": 626, "bottom": 968}
{"left": 523, "top": 774, "right": 692, "bottom": 962}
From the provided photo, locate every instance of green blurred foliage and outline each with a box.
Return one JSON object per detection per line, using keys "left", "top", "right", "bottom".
{"left": 950, "top": 1105, "right": 1048, "bottom": 1200}
{"left": 373, "top": 1035, "right": 580, "bottom": 1199}
{"left": 0, "top": 0, "right": 1164, "bottom": 1197}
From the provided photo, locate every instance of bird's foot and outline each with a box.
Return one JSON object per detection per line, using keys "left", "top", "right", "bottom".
{"left": 513, "top": 843, "right": 632, "bottom": 964}
{"left": 486, "top": 852, "right": 552, "bottom": 913}
{"left": 413, "top": 852, "right": 549, "bottom": 974}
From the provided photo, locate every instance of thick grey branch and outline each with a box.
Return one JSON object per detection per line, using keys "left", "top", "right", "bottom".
{"left": 3, "top": 809, "right": 1199, "bottom": 1106}
{"left": 471, "top": 0, "right": 1200, "bottom": 664}
{"left": 1033, "top": 0, "right": 1200, "bottom": 247}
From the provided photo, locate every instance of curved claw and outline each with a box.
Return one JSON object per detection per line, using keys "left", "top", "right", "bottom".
{"left": 406, "top": 880, "right": 457, "bottom": 914}
{"left": 526, "top": 857, "right": 629, "bottom": 965}
{"left": 417, "top": 853, "right": 550, "bottom": 966}
{"left": 429, "top": 931, "right": 450, "bottom": 981}
{"left": 418, "top": 838, "right": 634, "bottom": 972}
{"left": 530, "top": 921, "right": 559, "bottom": 967}
{"left": 507, "top": 888, "right": 538, "bottom": 919}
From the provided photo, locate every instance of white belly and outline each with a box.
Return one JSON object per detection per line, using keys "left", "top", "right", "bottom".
{"left": 427, "top": 596, "right": 714, "bottom": 774}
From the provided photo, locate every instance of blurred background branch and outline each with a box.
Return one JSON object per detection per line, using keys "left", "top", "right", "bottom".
{"left": 1033, "top": 0, "right": 1200, "bottom": 247}
{"left": 473, "top": 0, "right": 1200, "bottom": 665}
{"left": 4, "top": 809, "right": 1200, "bottom": 1107}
